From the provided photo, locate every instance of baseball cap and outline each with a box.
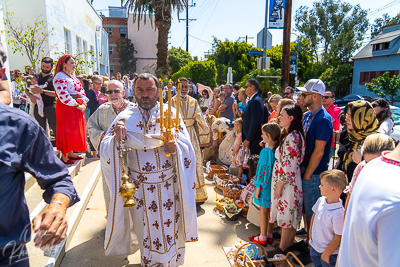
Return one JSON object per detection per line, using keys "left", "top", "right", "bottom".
{"left": 296, "top": 79, "right": 326, "bottom": 96}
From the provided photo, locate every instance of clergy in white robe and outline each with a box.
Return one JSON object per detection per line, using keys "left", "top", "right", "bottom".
{"left": 100, "top": 73, "right": 198, "bottom": 267}
{"left": 171, "top": 80, "right": 209, "bottom": 203}
{"left": 87, "top": 81, "right": 134, "bottom": 214}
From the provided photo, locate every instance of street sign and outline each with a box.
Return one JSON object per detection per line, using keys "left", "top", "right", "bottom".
{"left": 248, "top": 50, "right": 263, "bottom": 56}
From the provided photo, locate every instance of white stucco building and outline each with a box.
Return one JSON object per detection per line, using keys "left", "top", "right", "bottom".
{"left": 3, "top": 0, "right": 109, "bottom": 75}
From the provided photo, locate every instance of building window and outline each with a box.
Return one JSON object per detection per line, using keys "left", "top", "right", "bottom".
{"left": 359, "top": 70, "right": 399, "bottom": 85}
{"left": 83, "top": 40, "right": 88, "bottom": 72}
{"left": 109, "top": 46, "right": 113, "bottom": 55}
{"left": 120, "top": 28, "right": 127, "bottom": 38}
{"left": 373, "top": 42, "right": 390, "bottom": 51}
{"left": 110, "top": 65, "right": 114, "bottom": 74}
{"left": 64, "top": 28, "right": 71, "bottom": 54}
{"left": 76, "top": 36, "right": 81, "bottom": 54}
{"left": 90, "top": 45, "right": 95, "bottom": 72}
{"left": 108, "top": 27, "right": 112, "bottom": 36}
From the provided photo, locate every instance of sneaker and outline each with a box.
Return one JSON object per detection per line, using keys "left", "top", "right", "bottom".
{"left": 293, "top": 248, "right": 312, "bottom": 265}
{"left": 292, "top": 240, "right": 308, "bottom": 252}
{"left": 296, "top": 228, "right": 307, "bottom": 235}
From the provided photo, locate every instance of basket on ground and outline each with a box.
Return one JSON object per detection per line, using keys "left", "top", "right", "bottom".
{"left": 207, "top": 163, "right": 227, "bottom": 178}
{"left": 223, "top": 177, "right": 247, "bottom": 199}
{"left": 243, "top": 251, "right": 304, "bottom": 267}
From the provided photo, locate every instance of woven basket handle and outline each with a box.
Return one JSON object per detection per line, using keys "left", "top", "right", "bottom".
{"left": 286, "top": 251, "right": 305, "bottom": 267}
{"left": 234, "top": 242, "right": 265, "bottom": 266}
{"left": 223, "top": 177, "right": 236, "bottom": 198}
{"left": 243, "top": 254, "right": 256, "bottom": 267}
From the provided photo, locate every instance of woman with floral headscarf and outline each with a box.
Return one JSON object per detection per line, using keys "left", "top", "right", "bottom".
{"left": 54, "top": 54, "right": 89, "bottom": 164}
{"left": 342, "top": 100, "right": 379, "bottom": 180}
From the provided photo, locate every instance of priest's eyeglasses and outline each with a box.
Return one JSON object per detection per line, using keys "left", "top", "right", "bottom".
{"left": 106, "top": 89, "right": 121, "bottom": 94}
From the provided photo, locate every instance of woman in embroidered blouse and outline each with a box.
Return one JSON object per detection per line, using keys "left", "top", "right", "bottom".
{"left": 54, "top": 54, "right": 89, "bottom": 164}
{"left": 267, "top": 104, "right": 305, "bottom": 258}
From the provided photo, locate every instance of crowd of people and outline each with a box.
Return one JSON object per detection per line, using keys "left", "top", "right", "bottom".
{"left": 2, "top": 48, "right": 400, "bottom": 267}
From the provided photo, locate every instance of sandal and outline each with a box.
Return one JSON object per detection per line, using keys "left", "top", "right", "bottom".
{"left": 61, "top": 159, "right": 74, "bottom": 164}
{"left": 69, "top": 155, "right": 83, "bottom": 160}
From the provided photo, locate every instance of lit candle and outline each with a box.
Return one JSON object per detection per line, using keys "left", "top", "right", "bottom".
{"left": 167, "top": 79, "right": 172, "bottom": 129}
{"left": 158, "top": 78, "right": 163, "bottom": 131}
{"left": 176, "top": 80, "right": 181, "bottom": 132}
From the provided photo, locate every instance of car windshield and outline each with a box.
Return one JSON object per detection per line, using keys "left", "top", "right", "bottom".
{"left": 393, "top": 108, "right": 400, "bottom": 125}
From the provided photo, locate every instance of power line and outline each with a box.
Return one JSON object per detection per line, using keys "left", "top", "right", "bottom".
{"left": 367, "top": 0, "right": 400, "bottom": 17}
{"left": 189, "top": 34, "right": 213, "bottom": 45}
{"left": 193, "top": 0, "right": 220, "bottom": 50}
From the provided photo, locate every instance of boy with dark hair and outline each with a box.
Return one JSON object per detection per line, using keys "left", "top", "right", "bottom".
{"left": 309, "top": 169, "right": 347, "bottom": 267}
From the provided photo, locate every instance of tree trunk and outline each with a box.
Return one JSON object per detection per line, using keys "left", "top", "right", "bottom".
{"left": 153, "top": 1, "right": 171, "bottom": 76}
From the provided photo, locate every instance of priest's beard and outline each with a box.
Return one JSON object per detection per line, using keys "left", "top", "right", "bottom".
{"left": 42, "top": 69, "right": 51, "bottom": 74}
{"left": 137, "top": 96, "right": 157, "bottom": 110}
{"left": 110, "top": 98, "right": 122, "bottom": 105}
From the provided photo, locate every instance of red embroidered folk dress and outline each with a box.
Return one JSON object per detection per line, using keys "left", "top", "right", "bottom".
{"left": 54, "top": 72, "right": 89, "bottom": 155}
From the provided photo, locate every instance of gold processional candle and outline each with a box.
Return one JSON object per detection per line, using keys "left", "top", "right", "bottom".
{"left": 176, "top": 80, "right": 181, "bottom": 132}
{"left": 167, "top": 79, "right": 172, "bottom": 127}
{"left": 159, "top": 78, "right": 163, "bottom": 130}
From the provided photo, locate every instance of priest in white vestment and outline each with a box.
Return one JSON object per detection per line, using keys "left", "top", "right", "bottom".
{"left": 100, "top": 73, "right": 198, "bottom": 267}
{"left": 171, "top": 78, "right": 209, "bottom": 204}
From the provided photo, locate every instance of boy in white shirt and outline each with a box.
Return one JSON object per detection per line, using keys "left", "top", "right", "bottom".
{"left": 309, "top": 170, "right": 347, "bottom": 267}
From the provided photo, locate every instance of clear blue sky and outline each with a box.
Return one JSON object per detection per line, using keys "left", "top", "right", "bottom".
{"left": 93, "top": 0, "right": 400, "bottom": 59}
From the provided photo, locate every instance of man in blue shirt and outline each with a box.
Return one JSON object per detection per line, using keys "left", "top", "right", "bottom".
{"left": 218, "top": 84, "right": 235, "bottom": 120}
{"left": 0, "top": 102, "right": 80, "bottom": 266}
{"left": 295, "top": 79, "right": 333, "bottom": 264}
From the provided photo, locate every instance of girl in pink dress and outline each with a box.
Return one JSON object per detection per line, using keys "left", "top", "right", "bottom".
{"left": 231, "top": 118, "right": 248, "bottom": 178}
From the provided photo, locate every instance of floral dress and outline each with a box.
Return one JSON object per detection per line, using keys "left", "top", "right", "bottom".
{"left": 269, "top": 130, "right": 305, "bottom": 229}
{"left": 231, "top": 132, "right": 243, "bottom": 167}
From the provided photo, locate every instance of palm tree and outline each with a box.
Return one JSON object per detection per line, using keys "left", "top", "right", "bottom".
{"left": 123, "top": 0, "right": 186, "bottom": 76}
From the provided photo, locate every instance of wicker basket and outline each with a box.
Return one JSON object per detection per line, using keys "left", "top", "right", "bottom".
{"left": 214, "top": 174, "right": 234, "bottom": 191}
{"left": 234, "top": 192, "right": 249, "bottom": 218}
{"left": 223, "top": 177, "right": 247, "bottom": 199}
{"left": 207, "top": 164, "right": 227, "bottom": 178}
{"left": 243, "top": 251, "right": 304, "bottom": 267}
{"left": 234, "top": 242, "right": 265, "bottom": 267}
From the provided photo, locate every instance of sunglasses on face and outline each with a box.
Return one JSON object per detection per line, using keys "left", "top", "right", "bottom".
{"left": 372, "top": 103, "right": 381, "bottom": 108}
{"left": 322, "top": 96, "right": 332, "bottom": 99}
{"left": 93, "top": 82, "right": 102, "bottom": 86}
{"left": 284, "top": 92, "right": 290, "bottom": 95}
{"left": 105, "top": 90, "right": 121, "bottom": 94}
{"left": 300, "top": 93, "right": 313, "bottom": 98}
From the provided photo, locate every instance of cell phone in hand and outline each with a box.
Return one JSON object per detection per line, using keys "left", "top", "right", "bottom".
{"left": 101, "top": 86, "right": 106, "bottom": 94}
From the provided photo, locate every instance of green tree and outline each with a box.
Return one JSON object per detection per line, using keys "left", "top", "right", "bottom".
{"left": 239, "top": 68, "right": 282, "bottom": 95}
{"left": 370, "top": 13, "right": 400, "bottom": 38}
{"left": 366, "top": 72, "right": 400, "bottom": 105}
{"left": 206, "top": 37, "right": 262, "bottom": 84}
{"left": 116, "top": 37, "right": 138, "bottom": 74}
{"left": 319, "top": 64, "right": 353, "bottom": 96}
{"left": 53, "top": 50, "right": 103, "bottom": 75}
{"left": 295, "top": 0, "right": 368, "bottom": 64}
{"left": 168, "top": 47, "right": 192, "bottom": 74}
{"left": 123, "top": 0, "right": 186, "bottom": 76}
{"left": 4, "top": 12, "right": 54, "bottom": 71}
{"left": 171, "top": 60, "right": 217, "bottom": 87}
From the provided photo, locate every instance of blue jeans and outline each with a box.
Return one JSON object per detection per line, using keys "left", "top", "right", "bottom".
{"left": 302, "top": 173, "right": 321, "bottom": 221}
{"left": 310, "top": 246, "right": 337, "bottom": 267}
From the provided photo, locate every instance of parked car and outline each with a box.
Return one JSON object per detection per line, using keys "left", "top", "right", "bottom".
{"left": 334, "top": 94, "right": 372, "bottom": 107}
{"left": 391, "top": 106, "right": 400, "bottom": 142}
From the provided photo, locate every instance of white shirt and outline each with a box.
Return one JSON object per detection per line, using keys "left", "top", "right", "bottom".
{"left": 309, "top": 196, "right": 344, "bottom": 254}
{"left": 338, "top": 153, "right": 400, "bottom": 267}
{"left": 248, "top": 92, "right": 258, "bottom": 101}
{"left": 377, "top": 118, "right": 394, "bottom": 135}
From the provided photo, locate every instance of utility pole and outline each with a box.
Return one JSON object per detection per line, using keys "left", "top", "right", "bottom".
{"left": 179, "top": 1, "right": 196, "bottom": 52}
{"left": 282, "top": 0, "right": 292, "bottom": 89}
{"left": 239, "top": 35, "right": 254, "bottom": 43}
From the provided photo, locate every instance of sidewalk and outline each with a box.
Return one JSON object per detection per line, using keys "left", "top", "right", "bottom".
{"left": 60, "top": 171, "right": 314, "bottom": 266}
